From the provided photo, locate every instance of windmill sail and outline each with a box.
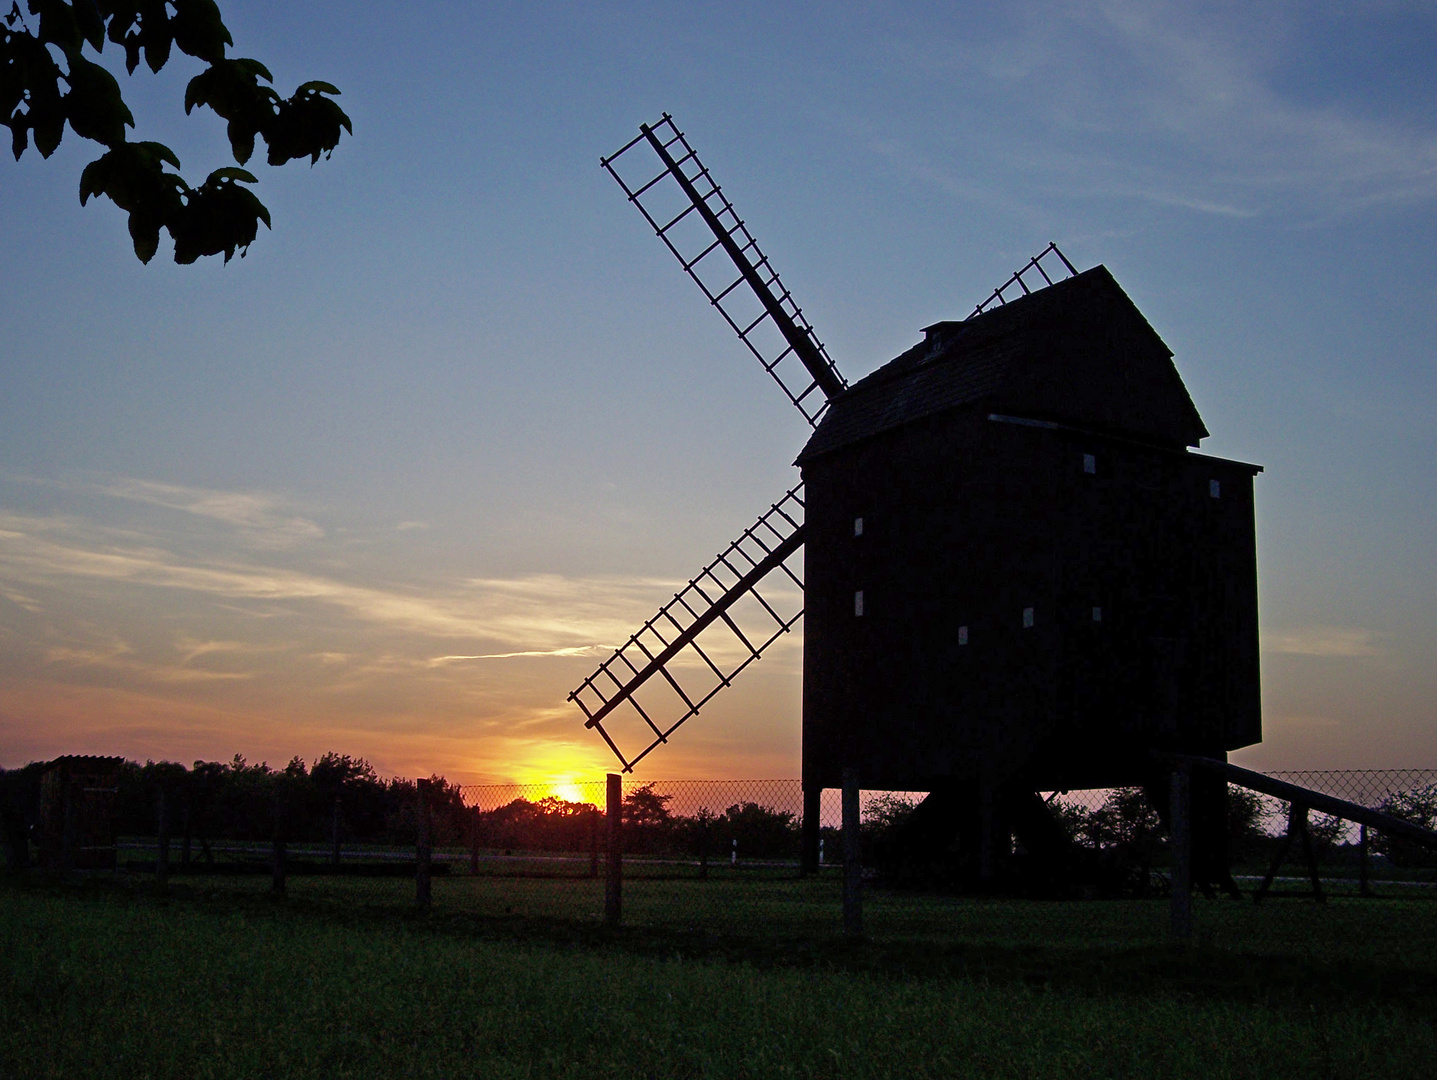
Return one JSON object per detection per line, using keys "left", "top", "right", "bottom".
{"left": 602, "top": 115, "right": 846, "bottom": 426}
{"left": 968, "top": 242, "right": 1077, "bottom": 319}
{"left": 569, "top": 486, "right": 806, "bottom": 772}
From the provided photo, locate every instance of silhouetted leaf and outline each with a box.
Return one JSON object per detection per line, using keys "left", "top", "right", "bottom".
{"left": 128, "top": 207, "right": 160, "bottom": 262}
{"left": 63, "top": 52, "right": 134, "bottom": 146}
{"left": 169, "top": 0, "right": 230, "bottom": 64}
{"left": 265, "top": 82, "right": 350, "bottom": 166}
{"left": 2, "top": 22, "right": 65, "bottom": 157}
{"left": 73, "top": 0, "right": 104, "bottom": 52}
{"left": 171, "top": 165, "right": 269, "bottom": 263}
{"left": 78, "top": 140, "right": 187, "bottom": 261}
{"left": 184, "top": 58, "right": 277, "bottom": 164}
{"left": 205, "top": 165, "right": 257, "bottom": 184}
{"left": 31, "top": 0, "right": 83, "bottom": 52}
{"left": 31, "top": 95, "right": 64, "bottom": 155}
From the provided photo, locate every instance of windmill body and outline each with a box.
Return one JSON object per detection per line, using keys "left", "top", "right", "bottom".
{"left": 798, "top": 266, "right": 1262, "bottom": 800}
{"left": 573, "top": 117, "right": 1262, "bottom": 883}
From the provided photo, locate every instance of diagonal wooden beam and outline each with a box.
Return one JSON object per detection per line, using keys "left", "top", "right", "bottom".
{"left": 576, "top": 527, "right": 804, "bottom": 732}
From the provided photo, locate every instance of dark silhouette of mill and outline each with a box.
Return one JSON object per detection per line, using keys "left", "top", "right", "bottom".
{"left": 570, "top": 115, "right": 1261, "bottom": 887}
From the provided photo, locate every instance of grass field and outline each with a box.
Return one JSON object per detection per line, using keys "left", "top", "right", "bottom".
{"left": 4, "top": 873, "right": 1437, "bottom": 1079}
{"left": 111, "top": 856, "right": 1437, "bottom": 968}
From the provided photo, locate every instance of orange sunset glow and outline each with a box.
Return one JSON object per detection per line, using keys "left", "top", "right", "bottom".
{"left": 4, "top": 5, "right": 1436, "bottom": 784}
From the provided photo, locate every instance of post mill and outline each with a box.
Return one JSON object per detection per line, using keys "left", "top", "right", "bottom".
{"left": 569, "top": 115, "right": 1262, "bottom": 889}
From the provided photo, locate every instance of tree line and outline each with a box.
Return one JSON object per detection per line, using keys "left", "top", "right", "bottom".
{"left": 0, "top": 754, "right": 468, "bottom": 858}
{"left": 3, "top": 756, "right": 1434, "bottom": 870}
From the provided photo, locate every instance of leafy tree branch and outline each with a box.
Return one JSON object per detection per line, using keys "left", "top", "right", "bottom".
{"left": 2, "top": 0, "right": 350, "bottom": 263}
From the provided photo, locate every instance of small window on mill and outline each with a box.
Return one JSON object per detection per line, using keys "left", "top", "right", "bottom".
{"left": 1083, "top": 453, "right": 1096, "bottom": 475}
{"left": 1022, "top": 607, "right": 1035, "bottom": 629}
{"left": 1209, "top": 479, "right": 1221, "bottom": 499}
{"left": 1092, "top": 606, "right": 1103, "bottom": 623}
{"left": 854, "top": 590, "right": 864, "bottom": 617}
{"left": 958, "top": 625, "right": 969, "bottom": 646}
{"left": 853, "top": 517, "right": 864, "bottom": 537}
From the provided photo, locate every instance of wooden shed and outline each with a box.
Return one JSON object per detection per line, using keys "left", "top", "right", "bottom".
{"left": 38, "top": 756, "right": 123, "bottom": 871}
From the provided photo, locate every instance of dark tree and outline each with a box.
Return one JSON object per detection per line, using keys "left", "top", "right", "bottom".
{"left": 621, "top": 783, "right": 673, "bottom": 853}
{"left": 714, "top": 801, "right": 797, "bottom": 859}
{"left": 2, "top": 0, "right": 350, "bottom": 263}
{"left": 1375, "top": 784, "right": 1437, "bottom": 869}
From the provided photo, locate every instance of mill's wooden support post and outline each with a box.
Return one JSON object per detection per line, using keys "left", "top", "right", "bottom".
{"left": 331, "top": 796, "right": 342, "bottom": 867}
{"left": 842, "top": 768, "right": 862, "bottom": 938}
{"left": 801, "top": 784, "right": 821, "bottom": 875}
{"left": 605, "top": 773, "right": 622, "bottom": 928}
{"left": 978, "top": 780, "right": 998, "bottom": 889}
{"left": 155, "top": 788, "right": 169, "bottom": 888}
{"left": 1294, "top": 805, "right": 1325, "bottom": 903}
{"left": 1255, "top": 801, "right": 1324, "bottom": 903}
{"left": 271, "top": 792, "right": 286, "bottom": 896}
{"left": 1170, "top": 763, "right": 1192, "bottom": 944}
{"left": 415, "top": 779, "right": 432, "bottom": 909}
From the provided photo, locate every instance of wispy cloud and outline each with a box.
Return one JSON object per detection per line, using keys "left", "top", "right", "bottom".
{"left": 877, "top": 1, "right": 1437, "bottom": 220}
{"left": 0, "top": 585, "right": 42, "bottom": 613}
{"left": 173, "top": 635, "right": 277, "bottom": 665}
{"left": 0, "top": 475, "right": 807, "bottom": 776}
{"left": 1263, "top": 625, "right": 1383, "bottom": 658}
{"left": 45, "top": 640, "right": 254, "bottom": 684}
{"left": 429, "top": 647, "right": 612, "bottom": 664}
{"left": 99, "top": 478, "right": 325, "bottom": 548}
{"left": 0, "top": 508, "right": 684, "bottom": 652}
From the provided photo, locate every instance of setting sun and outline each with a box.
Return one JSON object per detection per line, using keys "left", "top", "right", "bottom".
{"left": 547, "top": 780, "right": 591, "bottom": 805}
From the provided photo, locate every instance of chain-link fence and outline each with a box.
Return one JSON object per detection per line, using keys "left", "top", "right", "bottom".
{"left": 1051, "top": 769, "right": 1437, "bottom": 894}
{"left": 35, "top": 765, "right": 1432, "bottom": 965}
{"left": 1049, "top": 770, "right": 1436, "bottom": 892}
{"left": 443, "top": 771, "right": 1437, "bottom": 962}
{"left": 458, "top": 779, "right": 835, "bottom": 935}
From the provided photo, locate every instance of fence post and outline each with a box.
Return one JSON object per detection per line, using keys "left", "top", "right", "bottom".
{"left": 842, "top": 767, "right": 862, "bottom": 939}
{"left": 1170, "top": 763, "right": 1192, "bottom": 944}
{"left": 331, "top": 795, "right": 342, "bottom": 867}
{"left": 155, "top": 788, "right": 169, "bottom": 888}
{"left": 271, "top": 791, "right": 286, "bottom": 896}
{"left": 605, "top": 773, "right": 622, "bottom": 928}
{"left": 698, "top": 818, "right": 708, "bottom": 880}
{"left": 470, "top": 806, "right": 481, "bottom": 876}
{"left": 416, "top": 779, "right": 432, "bottom": 909}
{"left": 800, "top": 784, "right": 821, "bottom": 875}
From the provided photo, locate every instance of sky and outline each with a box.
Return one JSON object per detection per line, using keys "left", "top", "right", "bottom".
{"left": 2, "top": 1, "right": 1436, "bottom": 785}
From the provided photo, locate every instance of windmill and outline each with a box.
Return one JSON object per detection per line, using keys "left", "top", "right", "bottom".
{"left": 570, "top": 115, "right": 1262, "bottom": 887}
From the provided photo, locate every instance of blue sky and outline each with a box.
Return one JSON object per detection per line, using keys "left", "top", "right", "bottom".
{"left": 2, "top": 1, "right": 1435, "bottom": 782}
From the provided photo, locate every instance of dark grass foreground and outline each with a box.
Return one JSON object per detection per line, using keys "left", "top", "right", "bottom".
{"left": 3, "top": 878, "right": 1436, "bottom": 1079}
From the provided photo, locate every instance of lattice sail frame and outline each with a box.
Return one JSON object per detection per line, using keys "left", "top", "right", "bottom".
{"left": 602, "top": 114, "right": 846, "bottom": 427}
{"left": 968, "top": 242, "right": 1078, "bottom": 319}
{"left": 568, "top": 486, "right": 806, "bottom": 773}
